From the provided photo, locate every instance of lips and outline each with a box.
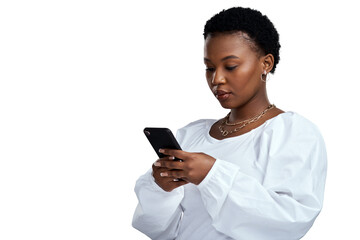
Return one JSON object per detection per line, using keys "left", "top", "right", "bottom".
{"left": 214, "top": 90, "right": 232, "bottom": 101}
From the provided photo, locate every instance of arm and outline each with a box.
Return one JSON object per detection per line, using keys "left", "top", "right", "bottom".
{"left": 197, "top": 157, "right": 325, "bottom": 239}
{"left": 132, "top": 169, "right": 185, "bottom": 239}
{"left": 158, "top": 125, "right": 327, "bottom": 239}
{"left": 200, "top": 128, "right": 326, "bottom": 239}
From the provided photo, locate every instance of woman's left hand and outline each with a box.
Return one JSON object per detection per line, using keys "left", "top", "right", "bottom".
{"left": 154, "top": 149, "right": 216, "bottom": 185}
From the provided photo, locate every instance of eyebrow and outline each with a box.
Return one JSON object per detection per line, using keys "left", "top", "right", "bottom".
{"left": 204, "top": 55, "right": 240, "bottom": 63}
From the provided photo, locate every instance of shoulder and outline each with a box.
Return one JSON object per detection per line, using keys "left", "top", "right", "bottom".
{"left": 265, "top": 112, "right": 322, "bottom": 136}
{"left": 258, "top": 112, "right": 325, "bottom": 150}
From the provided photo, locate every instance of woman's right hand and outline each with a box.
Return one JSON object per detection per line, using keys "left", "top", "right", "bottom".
{"left": 152, "top": 156, "right": 188, "bottom": 192}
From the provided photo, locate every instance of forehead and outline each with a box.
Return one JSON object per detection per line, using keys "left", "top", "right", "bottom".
{"left": 204, "top": 33, "right": 259, "bottom": 60}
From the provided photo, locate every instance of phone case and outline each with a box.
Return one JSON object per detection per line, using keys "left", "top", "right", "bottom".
{"left": 143, "top": 127, "right": 182, "bottom": 158}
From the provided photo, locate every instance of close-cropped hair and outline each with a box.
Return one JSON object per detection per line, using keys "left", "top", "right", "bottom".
{"left": 204, "top": 7, "right": 281, "bottom": 73}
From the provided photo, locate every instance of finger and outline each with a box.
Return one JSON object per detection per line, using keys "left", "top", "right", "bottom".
{"left": 159, "top": 149, "right": 188, "bottom": 160}
{"left": 153, "top": 156, "right": 174, "bottom": 167}
{"left": 155, "top": 158, "right": 184, "bottom": 169}
{"left": 153, "top": 167, "right": 173, "bottom": 177}
{"left": 152, "top": 166, "right": 169, "bottom": 177}
{"left": 161, "top": 179, "right": 188, "bottom": 192}
{"left": 166, "top": 177, "right": 187, "bottom": 185}
{"left": 172, "top": 179, "right": 188, "bottom": 188}
{"left": 160, "top": 169, "right": 185, "bottom": 179}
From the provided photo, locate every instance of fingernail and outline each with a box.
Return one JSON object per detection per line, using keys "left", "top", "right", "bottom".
{"left": 169, "top": 156, "right": 175, "bottom": 160}
{"left": 154, "top": 161, "right": 161, "bottom": 167}
{"left": 160, "top": 172, "right": 168, "bottom": 177}
{"left": 159, "top": 149, "right": 164, "bottom": 153}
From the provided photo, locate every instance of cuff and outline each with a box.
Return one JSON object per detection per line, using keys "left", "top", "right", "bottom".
{"left": 145, "top": 169, "right": 184, "bottom": 195}
{"left": 197, "top": 159, "right": 240, "bottom": 216}
{"left": 198, "top": 159, "right": 240, "bottom": 190}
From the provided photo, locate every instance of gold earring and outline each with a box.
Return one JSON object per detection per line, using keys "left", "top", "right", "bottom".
{"left": 261, "top": 71, "right": 268, "bottom": 82}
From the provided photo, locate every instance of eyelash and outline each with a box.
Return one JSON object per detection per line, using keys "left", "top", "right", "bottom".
{"left": 226, "top": 66, "right": 237, "bottom": 71}
{"left": 205, "top": 66, "right": 238, "bottom": 72}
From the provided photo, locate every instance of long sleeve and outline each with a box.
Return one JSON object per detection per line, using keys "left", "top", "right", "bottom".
{"left": 196, "top": 118, "right": 327, "bottom": 240}
{"left": 132, "top": 170, "right": 184, "bottom": 239}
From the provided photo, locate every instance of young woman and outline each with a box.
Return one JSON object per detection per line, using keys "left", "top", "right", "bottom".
{"left": 132, "top": 7, "right": 327, "bottom": 240}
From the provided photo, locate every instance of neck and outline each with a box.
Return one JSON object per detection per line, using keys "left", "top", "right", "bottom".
{"left": 229, "top": 93, "right": 271, "bottom": 123}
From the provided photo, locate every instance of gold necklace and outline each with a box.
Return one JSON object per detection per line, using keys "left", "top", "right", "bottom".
{"left": 219, "top": 104, "right": 275, "bottom": 137}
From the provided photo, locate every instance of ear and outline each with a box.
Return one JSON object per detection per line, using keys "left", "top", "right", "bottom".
{"left": 261, "top": 54, "right": 275, "bottom": 73}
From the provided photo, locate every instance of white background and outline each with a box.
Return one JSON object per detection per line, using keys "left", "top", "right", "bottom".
{"left": 0, "top": 0, "right": 359, "bottom": 239}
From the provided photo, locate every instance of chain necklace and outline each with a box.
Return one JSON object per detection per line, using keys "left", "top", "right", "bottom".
{"left": 219, "top": 104, "right": 275, "bottom": 137}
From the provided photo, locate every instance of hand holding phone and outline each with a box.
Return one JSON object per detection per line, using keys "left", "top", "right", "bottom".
{"left": 144, "top": 127, "right": 186, "bottom": 189}
{"left": 144, "top": 127, "right": 216, "bottom": 189}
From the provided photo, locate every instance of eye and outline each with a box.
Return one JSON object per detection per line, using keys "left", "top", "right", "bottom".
{"left": 205, "top": 67, "right": 215, "bottom": 72}
{"left": 225, "top": 65, "right": 238, "bottom": 71}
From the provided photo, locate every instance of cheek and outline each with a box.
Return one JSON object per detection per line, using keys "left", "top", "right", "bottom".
{"left": 205, "top": 72, "right": 213, "bottom": 87}
{"left": 229, "top": 69, "right": 262, "bottom": 97}
{"left": 234, "top": 63, "right": 260, "bottom": 85}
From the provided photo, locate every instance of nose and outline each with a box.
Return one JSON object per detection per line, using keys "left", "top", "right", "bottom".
{"left": 211, "top": 69, "right": 226, "bottom": 85}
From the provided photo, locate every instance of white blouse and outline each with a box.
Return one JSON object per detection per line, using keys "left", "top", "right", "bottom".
{"left": 132, "top": 112, "right": 327, "bottom": 240}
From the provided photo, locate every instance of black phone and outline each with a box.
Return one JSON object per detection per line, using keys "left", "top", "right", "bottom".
{"left": 143, "top": 127, "right": 182, "bottom": 159}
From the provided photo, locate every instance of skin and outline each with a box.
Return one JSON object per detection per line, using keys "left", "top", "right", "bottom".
{"left": 153, "top": 32, "right": 284, "bottom": 192}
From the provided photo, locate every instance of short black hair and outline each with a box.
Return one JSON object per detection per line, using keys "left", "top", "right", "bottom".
{"left": 204, "top": 7, "right": 280, "bottom": 73}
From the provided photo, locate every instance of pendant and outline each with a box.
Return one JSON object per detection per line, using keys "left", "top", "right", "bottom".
{"left": 221, "top": 130, "right": 229, "bottom": 136}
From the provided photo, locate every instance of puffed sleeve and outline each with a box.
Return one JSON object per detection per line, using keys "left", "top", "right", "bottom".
{"left": 197, "top": 115, "right": 327, "bottom": 240}
{"left": 132, "top": 169, "right": 184, "bottom": 239}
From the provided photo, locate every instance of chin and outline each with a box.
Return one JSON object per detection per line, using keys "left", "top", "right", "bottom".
{"left": 219, "top": 101, "right": 235, "bottom": 109}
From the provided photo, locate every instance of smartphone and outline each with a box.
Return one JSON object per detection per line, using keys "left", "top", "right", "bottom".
{"left": 143, "top": 127, "right": 182, "bottom": 159}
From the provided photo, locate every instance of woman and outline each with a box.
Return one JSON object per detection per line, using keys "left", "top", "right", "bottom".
{"left": 132, "top": 7, "right": 327, "bottom": 240}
